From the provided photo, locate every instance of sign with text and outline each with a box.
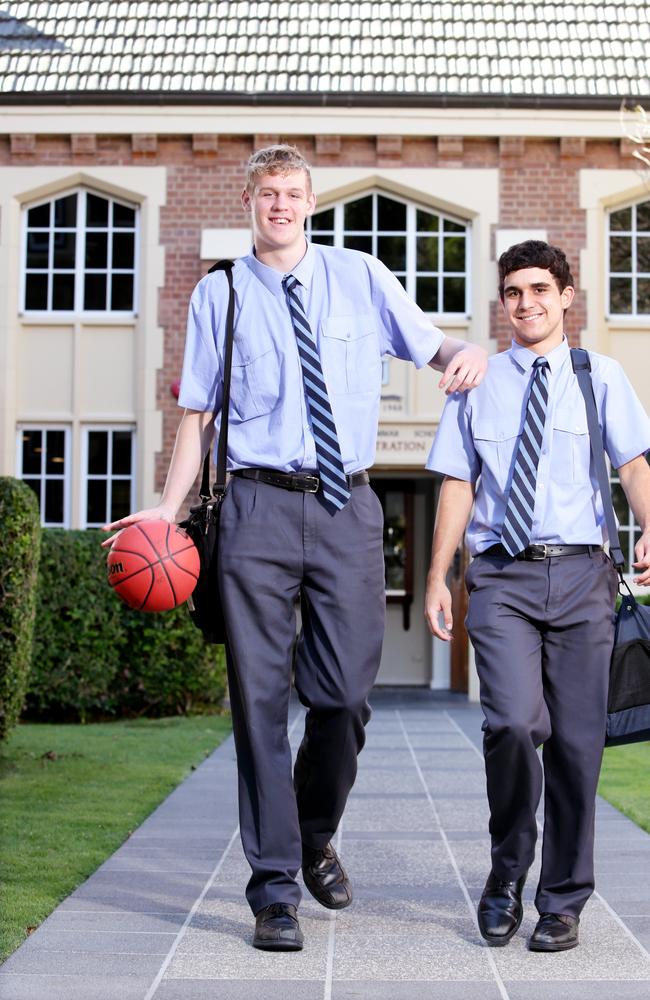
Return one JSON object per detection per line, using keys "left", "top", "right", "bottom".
{"left": 375, "top": 424, "right": 436, "bottom": 467}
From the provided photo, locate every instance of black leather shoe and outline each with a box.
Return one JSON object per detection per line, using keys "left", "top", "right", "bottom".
{"left": 477, "top": 871, "right": 527, "bottom": 946}
{"left": 252, "top": 903, "right": 304, "bottom": 951}
{"left": 528, "top": 912, "right": 579, "bottom": 952}
{"left": 302, "top": 842, "right": 352, "bottom": 910}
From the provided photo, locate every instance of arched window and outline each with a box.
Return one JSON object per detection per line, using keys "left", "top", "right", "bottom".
{"left": 23, "top": 189, "right": 138, "bottom": 313}
{"left": 607, "top": 199, "right": 650, "bottom": 316}
{"left": 307, "top": 191, "right": 470, "bottom": 314}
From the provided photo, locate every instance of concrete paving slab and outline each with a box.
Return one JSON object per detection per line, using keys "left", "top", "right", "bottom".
{"left": 3, "top": 692, "right": 650, "bottom": 1000}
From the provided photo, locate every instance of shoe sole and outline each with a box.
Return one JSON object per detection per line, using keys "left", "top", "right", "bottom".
{"left": 528, "top": 938, "right": 578, "bottom": 952}
{"left": 253, "top": 938, "right": 304, "bottom": 952}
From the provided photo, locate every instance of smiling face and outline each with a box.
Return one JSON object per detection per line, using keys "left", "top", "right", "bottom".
{"left": 241, "top": 169, "right": 316, "bottom": 264}
{"left": 501, "top": 266, "right": 575, "bottom": 354}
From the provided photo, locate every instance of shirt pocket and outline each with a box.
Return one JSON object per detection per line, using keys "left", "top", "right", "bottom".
{"left": 551, "top": 407, "right": 590, "bottom": 483}
{"left": 320, "top": 314, "right": 381, "bottom": 394}
{"left": 472, "top": 416, "right": 520, "bottom": 489}
{"left": 230, "top": 342, "right": 280, "bottom": 420}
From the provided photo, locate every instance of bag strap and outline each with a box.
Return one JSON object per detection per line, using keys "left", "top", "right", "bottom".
{"left": 197, "top": 260, "right": 235, "bottom": 501}
{"left": 570, "top": 347, "right": 626, "bottom": 573}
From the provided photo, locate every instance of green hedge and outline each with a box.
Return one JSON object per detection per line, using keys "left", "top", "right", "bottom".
{"left": 0, "top": 478, "right": 41, "bottom": 742}
{"left": 26, "top": 529, "right": 226, "bottom": 722}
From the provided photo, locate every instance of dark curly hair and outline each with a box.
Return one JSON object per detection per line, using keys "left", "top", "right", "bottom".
{"left": 498, "top": 240, "right": 574, "bottom": 299}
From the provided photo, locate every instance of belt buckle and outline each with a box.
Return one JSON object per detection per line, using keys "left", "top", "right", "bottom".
{"left": 299, "top": 475, "right": 320, "bottom": 493}
{"left": 528, "top": 543, "right": 548, "bottom": 560}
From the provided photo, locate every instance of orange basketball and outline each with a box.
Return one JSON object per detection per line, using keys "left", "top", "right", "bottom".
{"left": 107, "top": 520, "right": 200, "bottom": 612}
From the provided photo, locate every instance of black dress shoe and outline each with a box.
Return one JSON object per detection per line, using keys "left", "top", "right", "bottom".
{"left": 302, "top": 842, "right": 352, "bottom": 910}
{"left": 477, "top": 871, "right": 527, "bottom": 946}
{"left": 253, "top": 903, "right": 304, "bottom": 951}
{"left": 528, "top": 912, "right": 579, "bottom": 952}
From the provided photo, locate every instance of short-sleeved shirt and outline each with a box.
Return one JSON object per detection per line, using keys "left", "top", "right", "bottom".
{"left": 426, "top": 337, "right": 650, "bottom": 554}
{"left": 178, "top": 240, "right": 444, "bottom": 473}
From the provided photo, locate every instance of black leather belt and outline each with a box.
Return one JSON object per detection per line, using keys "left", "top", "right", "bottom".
{"left": 484, "top": 543, "right": 603, "bottom": 561}
{"left": 231, "top": 468, "right": 370, "bottom": 493}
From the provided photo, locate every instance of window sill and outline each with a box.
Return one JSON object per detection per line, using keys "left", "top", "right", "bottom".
{"left": 19, "top": 312, "right": 138, "bottom": 325}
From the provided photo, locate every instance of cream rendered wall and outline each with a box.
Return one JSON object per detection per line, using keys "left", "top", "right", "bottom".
{"left": 0, "top": 166, "right": 166, "bottom": 525}
{"left": 580, "top": 169, "right": 650, "bottom": 412}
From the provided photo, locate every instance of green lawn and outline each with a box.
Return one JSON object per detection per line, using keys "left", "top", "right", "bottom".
{"left": 0, "top": 715, "right": 231, "bottom": 962}
{"left": 598, "top": 741, "right": 650, "bottom": 833}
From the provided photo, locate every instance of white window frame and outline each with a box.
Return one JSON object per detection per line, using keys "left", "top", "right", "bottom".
{"left": 81, "top": 426, "right": 136, "bottom": 530}
{"left": 606, "top": 198, "right": 650, "bottom": 318}
{"left": 21, "top": 187, "right": 140, "bottom": 320}
{"left": 307, "top": 189, "right": 471, "bottom": 318}
{"left": 15, "top": 424, "right": 71, "bottom": 528}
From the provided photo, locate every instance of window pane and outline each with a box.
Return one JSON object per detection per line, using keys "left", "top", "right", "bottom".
{"left": 377, "top": 195, "right": 406, "bottom": 231}
{"left": 416, "top": 276, "right": 438, "bottom": 311}
{"left": 443, "top": 218, "right": 465, "bottom": 233}
{"left": 637, "top": 278, "right": 650, "bottom": 314}
{"left": 86, "top": 480, "right": 107, "bottom": 524}
{"left": 310, "top": 234, "right": 334, "bottom": 246}
{"left": 85, "top": 231, "right": 108, "bottom": 268}
{"left": 637, "top": 237, "right": 650, "bottom": 272}
{"left": 25, "top": 273, "right": 48, "bottom": 310}
{"left": 86, "top": 193, "right": 109, "bottom": 227}
{"left": 416, "top": 209, "right": 439, "bottom": 233}
{"left": 84, "top": 273, "right": 107, "bottom": 310}
{"left": 395, "top": 273, "right": 407, "bottom": 289}
{"left": 311, "top": 208, "right": 334, "bottom": 231}
{"left": 52, "top": 232, "right": 76, "bottom": 269}
{"left": 23, "top": 479, "right": 41, "bottom": 503}
{"left": 112, "top": 202, "right": 136, "bottom": 228}
{"left": 611, "top": 481, "right": 629, "bottom": 524}
{"left": 27, "top": 203, "right": 50, "bottom": 227}
{"left": 54, "top": 193, "right": 77, "bottom": 228}
{"left": 44, "top": 479, "right": 64, "bottom": 524}
{"left": 637, "top": 201, "right": 650, "bottom": 232}
{"left": 610, "top": 277, "right": 632, "bottom": 313}
{"left": 112, "top": 431, "right": 132, "bottom": 474}
{"left": 443, "top": 277, "right": 466, "bottom": 312}
{"left": 609, "top": 236, "right": 632, "bottom": 272}
{"left": 26, "top": 231, "right": 50, "bottom": 269}
{"left": 416, "top": 236, "right": 438, "bottom": 270}
{"left": 443, "top": 235, "right": 465, "bottom": 271}
{"left": 112, "top": 232, "right": 135, "bottom": 269}
{"left": 110, "top": 273, "right": 134, "bottom": 310}
{"left": 52, "top": 273, "right": 75, "bottom": 310}
{"left": 344, "top": 196, "right": 372, "bottom": 231}
{"left": 22, "top": 430, "right": 42, "bottom": 474}
{"left": 377, "top": 235, "right": 406, "bottom": 270}
{"left": 610, "top": 207, "right": 632, "bottom": 231}
{"left": 110, "top": 480, "right": 131, "bottom": 522}
{"left": 343, "top": 235, "right": 372, "bottom": 254}
{"left": 45, "top": 431, "right": 65, "bottom": 473}
{"left": 88, "top": 431, "right": 108, "bottom": 474}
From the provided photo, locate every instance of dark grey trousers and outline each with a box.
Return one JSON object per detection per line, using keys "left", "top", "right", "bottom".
{"left": 465, "top": 549, "right": 618, "bottom": 918}
{"left": 218, "top": 476, "right": 386, "bottom": 914}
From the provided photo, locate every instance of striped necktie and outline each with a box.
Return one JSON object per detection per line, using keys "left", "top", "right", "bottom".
{"left": 282, "top": 274, "right": 351, "bottom": 512}
{"left": 500, "top": 357, "right": 550, "bottom": 556}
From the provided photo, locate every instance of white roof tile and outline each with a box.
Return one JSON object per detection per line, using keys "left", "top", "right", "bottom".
{"left": 0, "top": 0, "right": 648, "bottom": 100}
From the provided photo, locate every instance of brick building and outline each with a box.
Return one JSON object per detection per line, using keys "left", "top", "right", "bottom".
{"left": 1, "top": 2, "right": 649, "bottom": 694}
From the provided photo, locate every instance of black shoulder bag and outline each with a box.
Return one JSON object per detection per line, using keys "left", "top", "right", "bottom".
{"left": 571, "top": 347, "right": 650, "bottom": 746}
{"left": 179, "top": 260, "right": 235, "bottom": 644}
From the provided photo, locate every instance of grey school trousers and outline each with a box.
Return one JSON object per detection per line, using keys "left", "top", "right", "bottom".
{"left": 218, "top": 475, "right": 386, "bottom": 914}
{"left": 466, "top": 548, "right": 619, "bottom": 918}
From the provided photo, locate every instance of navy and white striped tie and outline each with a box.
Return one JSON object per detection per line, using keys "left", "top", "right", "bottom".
{"left": 282, "top": 274, "right": 351, "bottom": 512}
{"left": 500, "top": 357, "right": 550, "bottom": 556}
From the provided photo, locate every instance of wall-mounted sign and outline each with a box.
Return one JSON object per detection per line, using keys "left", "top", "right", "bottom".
{"left": 375, "top": 423, "right": 436, "bottom": 467}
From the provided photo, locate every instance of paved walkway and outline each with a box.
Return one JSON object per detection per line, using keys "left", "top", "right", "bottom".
{"left": 1, "top": 691, "right": 650, "bottom": 1000}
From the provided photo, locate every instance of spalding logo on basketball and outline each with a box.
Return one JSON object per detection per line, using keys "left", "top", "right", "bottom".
{"left": 106, "top": 520, "right": 200, "bottom": 612}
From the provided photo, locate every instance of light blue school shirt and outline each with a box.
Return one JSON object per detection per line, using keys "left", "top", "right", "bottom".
{"left": 427, "top": 337, "right": 650, "bottom": 555}
{"left": 178, "top": 240, "right": 444, "bottom": 473}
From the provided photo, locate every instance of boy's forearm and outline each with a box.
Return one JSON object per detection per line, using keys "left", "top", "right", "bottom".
{"left": 428, "top": 476, "right": 475, "bottom": 581}
{"left": 160, "top": 409, "right": 216, "bottom": 516}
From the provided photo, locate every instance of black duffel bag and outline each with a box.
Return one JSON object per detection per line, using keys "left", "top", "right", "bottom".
{"left": 178, "top": 260, "right": 235, "bottom": 645}
{"left": 606, "top": 588, "right": 650, "bottom": 746}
